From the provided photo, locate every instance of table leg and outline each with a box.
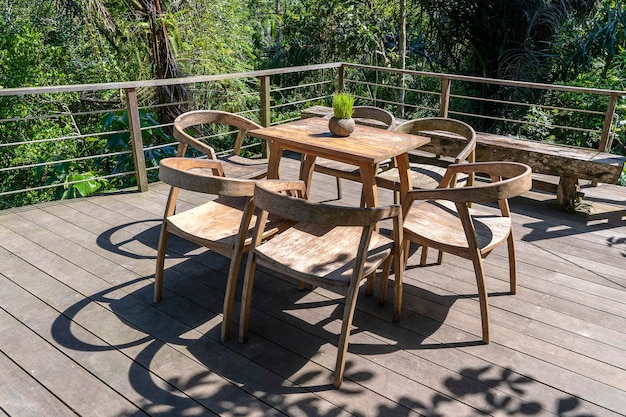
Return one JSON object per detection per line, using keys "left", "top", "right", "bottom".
{"left": 267, "top": 141, "right": 282, "bottom": 179}
{"left": 359, "top": 162, "right": 378, "bottom": 208}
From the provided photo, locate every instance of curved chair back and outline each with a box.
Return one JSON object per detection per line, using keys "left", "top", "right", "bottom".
{"left": 173, "top": 110, "right": 262, "bottom": 158}
{"left": 253, "top": 180, "right": 399, "bottom": 227}
{"left": 393, "top": 117, "right": 476, "bottom": 163}
{"left": 352, "top": 106, "right": 395, "bottom": 129}
{"left": 432, "top": 161, "right": 532, "bottom": 204}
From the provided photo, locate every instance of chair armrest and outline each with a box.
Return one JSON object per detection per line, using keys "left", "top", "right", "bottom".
{"left": 160, "top": 157, "right": 224, "bottom": 175}
{"left": 173, "top": 128, "right": 218, "bottom": 159}
{"left": 453, "top": 140, "right": 476, "bottom": 164}
{"left": 256, "top": 179, "right": 307, "bottom": 195}
{"left": 442, "top": 161, "right": 531, "bottom": 183}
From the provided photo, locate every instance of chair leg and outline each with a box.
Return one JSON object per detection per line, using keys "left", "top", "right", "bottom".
{"left": 420, "top": 246, "right": 429, "bottom": 265}
{"left": 333, "top": 283, "right": 361, "bottom": 388}
{"left": 471, "top": 253, "right": 490, "bottom": 344}
{"left": 403, "top": 240, "right": 410, "bottom": 265}
{"left": 336, "top": 177, "right": 342, "bottom": 200}
{"left": 377, "top": 254, "right": 393, "bottom": 304}
{"left": 238, "top": 255, "right": 258, "bottom": 343}
{"left": 154, "top": 225, "right": 170, "bottom": 303}
{"left": 365, "top": 272, "right": 376, "bottom": 296}
{"left": 221, "top": 249, "right": 245, "bottom": 342}
{"left": 436, "top": 250, "right": 444, "bottom": 265}
{"left": 506, "top": 234, "right": 517, "bottom": 294}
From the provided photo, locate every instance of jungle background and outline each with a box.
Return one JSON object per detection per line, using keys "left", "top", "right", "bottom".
{"left": 1, "top": 0, "right": 625, "bottom": 208}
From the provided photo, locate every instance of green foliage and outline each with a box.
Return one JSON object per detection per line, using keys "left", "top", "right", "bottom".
{"left": 0, "top": 0, "right": 131, "bottom": 88}
{"left": 34, "top": 157, "right": 110, "bottom": 200}
{"left": 522, "top": 107, "right": 557, "bottom": 143}
{"left": 100, "top": 109, "right": 176, "bottom": 184}
{"left": 258, "top": 0, "right": 397, "bottom": 68}
{"left": 2, "top": 0, "right": 626, "bottom": 204}
{"left": 332, "top": 92, "right": 354, "bottom": 119}
{"left": 173, "top": 2, "right": 259, "bottom": 75}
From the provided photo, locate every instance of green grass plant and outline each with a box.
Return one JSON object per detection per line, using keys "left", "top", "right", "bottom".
{"left": 332, "top": 92, "right": 354, "bottom": 119}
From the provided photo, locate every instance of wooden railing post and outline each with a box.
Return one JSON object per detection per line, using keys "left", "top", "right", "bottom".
{"left": 259, "top": 75, "right": 271, "bottom": 127}
{"left": 338, "top": 65, "right": 345, "bottom": 93}
{"left": 259, "top": 75, "right": 271, "bottom": 157}
{"left": 598, "top": 93, "right": 619, "bottom": 152}
{"left": 439, "top": 77, "right": 451, "bottom": 118}
{"left": 124, "top": 88, "right": 149, "bottom": 191}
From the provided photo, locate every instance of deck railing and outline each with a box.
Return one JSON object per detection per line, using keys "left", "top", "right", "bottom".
{"left": 1, "top": 62, "right": 624, "bottom": 209}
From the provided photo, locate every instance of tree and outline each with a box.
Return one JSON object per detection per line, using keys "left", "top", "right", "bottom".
{"left": 411, "top": 0, "right": 601, "bottom": 83}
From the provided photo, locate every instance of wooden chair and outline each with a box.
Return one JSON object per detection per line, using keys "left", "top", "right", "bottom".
{"left": 314, "top": 106, "right": 395, "bottom": 199}
{"left": 376, "top": 117, "right": 477, "bottom": 263}
{"left": 389, "top": 161, "right": 532, "bottom": 343}
{"left": 154, "top": 157, "right": 291, "bottom": 342}
{"left": 238, "top": 180, "right": 403, "bottom": 388}
{"left": 375, "top": 117, "right": 477, "bottom": 202}
{"left": 173, "top": 110, "right": 268, "bottom": 179}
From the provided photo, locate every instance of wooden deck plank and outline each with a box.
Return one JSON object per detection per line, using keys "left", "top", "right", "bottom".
{"left": 252, "top": 273, "right": 623, "bottom": 417}
{"left": 1, "top": 154, "right": 625, "bottom": 416}
{"left": 0, "top": 215, "right": 336, "bottom": 416}
{"left": 0, "top": 324, "right": 79, "bottom": 417}
{"left": 416, "top": 255, "right": 626, "bottom": 350}
{"left": 400, "top": 261, "right": 626, "bottom": 378}
{"left": 0, "top": 285, "right": 148, "bottom": 417}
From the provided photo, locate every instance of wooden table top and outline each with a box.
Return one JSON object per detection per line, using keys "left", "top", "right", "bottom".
{"left": 249, "top": 117, "right": 430, "bottom": 165}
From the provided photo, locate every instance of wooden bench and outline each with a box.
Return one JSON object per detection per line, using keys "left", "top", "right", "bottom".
{"left": 301, "top": 105, "right": 626, "bottom": 212}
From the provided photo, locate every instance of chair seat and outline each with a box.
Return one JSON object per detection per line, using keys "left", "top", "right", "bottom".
{"left": 254, "top": 223, "right": 393, "bottom": 288}
{"left": 376, "top": 164, "right": 467, "bottom": 190}
{"left": 217, "top": 155, "right": 268, "bottom": 179}
{"left": 166, "top": 196, "right": 282, "bottom": 256}
{"left": 404, "top": 200, "right": 512, "bottom": 255}
{"left": 313, "top": 158, "right": 361, "bottom": 180}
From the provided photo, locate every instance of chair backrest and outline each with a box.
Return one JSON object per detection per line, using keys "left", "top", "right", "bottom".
{"left": 159, "top": 157, "right": 257, "bottom": 197}
{"left": 352, "top": 106, "right": 395, "bottom": 129}
{"left": 253, "top": 180, "right": 400, "bottom": 227}
{"left": 173, "top": 110, "right": 262, "bottom": 159}
{"left": 393, "top": 117, "right": 476, "bottom": 162}
{"left": 324, "top": 106, "right": 395, "bottom": 130}
{"left": 403, "top": 161, "right": 532, "bottom": 210}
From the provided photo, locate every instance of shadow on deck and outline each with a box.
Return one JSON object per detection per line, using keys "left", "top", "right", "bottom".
{"left": 0, "top": 155, "right": 625, "bottom": 416}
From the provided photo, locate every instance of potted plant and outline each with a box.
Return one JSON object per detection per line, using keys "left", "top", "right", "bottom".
{"left": 328, "top": 92, "right": 355, "bottom": 136}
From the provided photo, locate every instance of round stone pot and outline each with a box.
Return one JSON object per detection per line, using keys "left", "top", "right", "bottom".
{"left": 328, "top": 116, "right": 355, "bottom": 137}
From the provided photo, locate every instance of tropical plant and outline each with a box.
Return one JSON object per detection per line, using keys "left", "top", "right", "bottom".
{"left": 100, "top": 109, "right": 176, "bottom": 186}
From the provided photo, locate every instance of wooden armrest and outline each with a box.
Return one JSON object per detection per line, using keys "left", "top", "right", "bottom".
{"left": 160, "top": 157, "right": 224, "bottom": 176}
{"left": 174, "top": 129, "right": 218, "bottom": 158}
{"left": 454, "top": 142, "right": 476, "bottom": 164}
{"left": 160, "top": 157, "right": 263, "bottom": 196}
{"left": 256, "top": 179, "right": 307, "bottom": 195}
{"left": 442, "top": 162, "right": 530, "bottom": 184}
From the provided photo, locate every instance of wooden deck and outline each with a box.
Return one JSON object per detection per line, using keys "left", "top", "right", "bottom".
{"left": 1, "top": 153, "right": 625, "bottom": 417}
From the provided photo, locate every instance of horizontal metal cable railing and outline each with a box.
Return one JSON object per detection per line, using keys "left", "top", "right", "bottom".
{"left": 1, "top": 62, "right": 624, "bottom": 209}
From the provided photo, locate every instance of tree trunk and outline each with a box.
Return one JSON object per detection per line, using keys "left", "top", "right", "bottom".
{"left": 140, "top": 0, "right": 188, "bottom": 123}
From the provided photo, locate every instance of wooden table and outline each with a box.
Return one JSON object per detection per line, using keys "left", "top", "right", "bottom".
{"left": 249, "top": 117, "right": 430, "bottom": 207}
